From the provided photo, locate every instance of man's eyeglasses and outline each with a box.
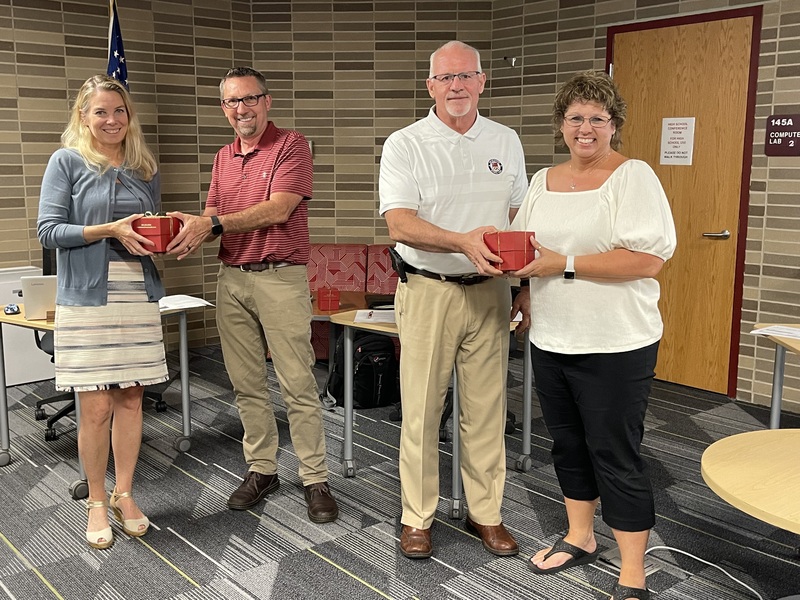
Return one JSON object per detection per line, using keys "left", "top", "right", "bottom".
{"left": 221, "top": 94, "right": 267, "bottom": 109}
{"left": 563, "top": 115, "right": 613, "bottom": 128}
{"left": 428, "top": 71, "right": 482, "bottom": 84}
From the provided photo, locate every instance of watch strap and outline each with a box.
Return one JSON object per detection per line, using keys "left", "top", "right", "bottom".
{"left": 564, "top": 255, "right": 575, "bottom": 280}
{"left": 210, "top": 215, "right": 223, "bottom": 235}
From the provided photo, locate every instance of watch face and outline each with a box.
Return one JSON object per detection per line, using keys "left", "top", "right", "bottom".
{"left": 564, "top": 271, "right": 575, "bottom": 280}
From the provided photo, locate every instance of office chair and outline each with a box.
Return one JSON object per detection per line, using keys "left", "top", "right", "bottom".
{"left": 32, "top": 329, "right": 76, "bottom": 441}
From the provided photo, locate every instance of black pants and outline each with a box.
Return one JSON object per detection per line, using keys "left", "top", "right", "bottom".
{"left": 531, "top": 341, "right": 659, "bottom": 532}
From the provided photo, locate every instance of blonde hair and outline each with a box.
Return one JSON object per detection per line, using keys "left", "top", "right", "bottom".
{"left": 61, "top": 75, "right": 157, "bottom": 181}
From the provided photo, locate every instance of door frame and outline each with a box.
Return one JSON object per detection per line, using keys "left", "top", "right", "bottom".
{"left": 606, "top": 6, "right": 762, "bottom": 398}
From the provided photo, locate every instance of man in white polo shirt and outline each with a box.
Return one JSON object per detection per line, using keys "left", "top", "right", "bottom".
{"left": 379, "top": 40, "right": 528, "bottom": 559}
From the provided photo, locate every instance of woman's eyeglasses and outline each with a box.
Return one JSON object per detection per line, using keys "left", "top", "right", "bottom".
{"left": 563, "top": 115, "right": 612, "bottom": 128}
{"left": 221, "top": 94, "right": 267, "bottom": 109}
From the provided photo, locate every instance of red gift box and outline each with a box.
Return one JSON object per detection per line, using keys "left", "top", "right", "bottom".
{"left": 317, "top": 287, "right": 340, "bottom": 311}
{"left": 131, "top": 215, "right": 182, "bottom": 253}
{"left": 483, "top": 230, "right": 536, "bottom": 271}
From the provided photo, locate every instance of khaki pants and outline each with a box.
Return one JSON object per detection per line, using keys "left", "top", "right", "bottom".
{"left": 396, "top": 274, "right": 510, "bottom": 529}
{"left": 216, "top": 264, "right": 328, "bottom": 484}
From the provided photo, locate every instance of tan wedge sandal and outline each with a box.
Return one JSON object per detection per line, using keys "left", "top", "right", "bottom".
{"left": 110, "top": 487, "right": 150, "bottom": 537}
{"left": 85, "top": 498, "right": 113, "bottom": 549}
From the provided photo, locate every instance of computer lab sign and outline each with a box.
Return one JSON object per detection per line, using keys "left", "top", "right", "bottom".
{"left": 765, "top": 114, "right": 800, "bottom": 156}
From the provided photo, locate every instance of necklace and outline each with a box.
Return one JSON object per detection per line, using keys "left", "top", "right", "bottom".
{"left": 569, "top": 151, "right": 611, "bottom": 190}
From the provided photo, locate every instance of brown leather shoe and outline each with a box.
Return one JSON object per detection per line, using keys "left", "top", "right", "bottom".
{"left": 227, "top": 471, "right": 279, "bottom": 510}
{"left": 399, "top": 525, "right": 432, "bottom": 559}
{"left": 304, "top": 482, "right": 339, "bottom": 523}
{"left": 465, "top": 515, "right": 519, "bottom": 556}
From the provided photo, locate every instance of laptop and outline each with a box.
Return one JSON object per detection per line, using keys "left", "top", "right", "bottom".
{"left": 20, "top": 275, "right": 57, "bottom": 320}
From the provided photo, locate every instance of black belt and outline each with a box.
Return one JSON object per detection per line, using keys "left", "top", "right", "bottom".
{"left": 405, "top": 265, "right": 491, "bottom": 286}
{"left": 227, "top": 261, "right": 293, "bottom": 272}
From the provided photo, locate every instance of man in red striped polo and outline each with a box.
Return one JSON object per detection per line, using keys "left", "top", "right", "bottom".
{"left": 167, "top": 67, "right": 338, "bottom": 524}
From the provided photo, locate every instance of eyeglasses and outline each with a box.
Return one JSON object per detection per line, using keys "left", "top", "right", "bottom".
{"left": 428, "top": 71, "right": 482, "bottom": 84}
{"left": 563, "top": 115, "right": 613, "bottom": 128}
{"left": 220, "top": 94, "right": 267, "bottom": 109}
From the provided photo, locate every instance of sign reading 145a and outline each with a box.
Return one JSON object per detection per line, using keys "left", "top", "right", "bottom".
{"left": 765, "top": 114, "right": 800, "bottom": 156}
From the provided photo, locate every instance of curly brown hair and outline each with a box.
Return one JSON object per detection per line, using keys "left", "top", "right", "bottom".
{"left": 553, "top": 70, "right": 627, "bottom": 150}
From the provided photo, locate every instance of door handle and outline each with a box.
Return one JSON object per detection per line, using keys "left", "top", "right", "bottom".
{"left": 702, "top": 229, "right": 731, "bottom": 239}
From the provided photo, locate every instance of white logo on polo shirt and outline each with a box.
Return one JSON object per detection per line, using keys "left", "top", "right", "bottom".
{"left": 487, "top": 159, "right": 503, "bottom": 174}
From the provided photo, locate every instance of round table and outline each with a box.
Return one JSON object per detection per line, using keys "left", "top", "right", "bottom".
{"left": 701, "top": 429, "right": 800, "bottom": 599}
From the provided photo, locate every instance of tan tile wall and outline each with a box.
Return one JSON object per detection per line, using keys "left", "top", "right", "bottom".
{"left": 0, "top": 0, "right": 797, "bottom": 411}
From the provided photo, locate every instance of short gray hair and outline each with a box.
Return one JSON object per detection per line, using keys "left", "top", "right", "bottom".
{"left": 429, "top": 41, "right": 482, "bottom": 77}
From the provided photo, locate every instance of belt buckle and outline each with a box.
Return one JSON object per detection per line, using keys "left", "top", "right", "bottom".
{"left": 239, "top": 262, "right": 268, "bottom": 272}
{"left": 459, "top": 274, "right": 484, "bottom": 285}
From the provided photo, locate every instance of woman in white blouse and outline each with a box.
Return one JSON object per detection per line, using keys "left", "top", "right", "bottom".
{"left": 510, "top": 71, "right": 677, "bottom": 600}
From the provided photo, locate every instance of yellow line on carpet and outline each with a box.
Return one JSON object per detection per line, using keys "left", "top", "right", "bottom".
{"left": 171, "top": 463, "right": 219, "bottom": 489}
{"left": 0, "top": 531, "right": 64, "bottom": 599}
{"left": 307, "top": 547, "right": 419, "bottom": 600}
{"left": 136, "top": 537, "right": 200, "bottom": 587}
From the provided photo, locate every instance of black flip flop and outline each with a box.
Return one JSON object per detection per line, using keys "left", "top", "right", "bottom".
{"left": 528, "top": 537, "right": 600, "bottom": 574}
{"left": 611, "top": 583, "right": 650, "bottom": 600}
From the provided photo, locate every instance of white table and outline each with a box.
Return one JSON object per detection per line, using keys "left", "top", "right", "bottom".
{"left": 753, "top": 323, "right": 800, "bottom": 429}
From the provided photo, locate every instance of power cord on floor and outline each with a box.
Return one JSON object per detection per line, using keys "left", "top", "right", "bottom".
{"left": 645, "top": 545, "right": 763, "bottom": 600}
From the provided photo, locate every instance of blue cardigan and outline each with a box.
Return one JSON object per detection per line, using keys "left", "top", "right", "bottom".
{"left": 37, "top": 148, "right": 165, "bottom": 306}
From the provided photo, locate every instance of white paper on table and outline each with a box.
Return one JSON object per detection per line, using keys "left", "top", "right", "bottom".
{"left": 354, "top": 309, "right": 396, "bottom": 324}
{"left": 750, "top": 325, "right": 800, "bottom": 340}
{"left": 159, "top": 294, "right": 214, "bottom": 311}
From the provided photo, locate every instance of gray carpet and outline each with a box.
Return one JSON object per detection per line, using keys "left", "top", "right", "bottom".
{"left": 0, "top": 343, "right": 798, "bottom": 600}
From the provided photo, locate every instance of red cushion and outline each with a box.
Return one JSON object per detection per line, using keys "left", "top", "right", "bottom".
{"left": 308, "top": 243, "right": 367, "bottom": 292}
{"left": 366, "top": 244, "right": 399, "bottom": 294}
{"left": 308, "top": 243, "right": 368, "bottom": 359}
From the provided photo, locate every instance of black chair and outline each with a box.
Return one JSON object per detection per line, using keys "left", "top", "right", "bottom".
{"left": 33, "top": 330, "right": 75, "bottom": 441}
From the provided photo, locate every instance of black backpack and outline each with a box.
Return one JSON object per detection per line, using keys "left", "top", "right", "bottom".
{"left": 324, "top": 332, "right": 399, "bottom": 409}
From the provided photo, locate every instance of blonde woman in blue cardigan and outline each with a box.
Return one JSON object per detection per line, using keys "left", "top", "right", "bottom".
{"left": 38, "top": 75, "right": 168, "bottom": 549}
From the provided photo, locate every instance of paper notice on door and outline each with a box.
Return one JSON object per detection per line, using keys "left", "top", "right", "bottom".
{"left": 660, "top": 117, "right": 695, "bottom": 165}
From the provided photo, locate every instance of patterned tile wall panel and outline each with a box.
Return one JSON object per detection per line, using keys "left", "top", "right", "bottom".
{"left": 0, "top": 0, "right": 797, "bottom": 411}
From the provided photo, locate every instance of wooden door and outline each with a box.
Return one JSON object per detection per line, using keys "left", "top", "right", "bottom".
{"left": 608, "top": 9, "right": 760, "bottom": 395}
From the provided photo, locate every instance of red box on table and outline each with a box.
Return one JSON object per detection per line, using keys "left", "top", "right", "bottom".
{"left": 131, "top": 215, "right": 182, "bottom": 253}
{"left": 317, "top": 288, "right": 340, "bottom": 311}
{"left": 483, "top": 231, "right": 536, "bottom": 271}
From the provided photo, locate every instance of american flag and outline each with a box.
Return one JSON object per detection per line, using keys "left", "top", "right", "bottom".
{"left": 107, "top": 0, "right": 128, "bottom": 89}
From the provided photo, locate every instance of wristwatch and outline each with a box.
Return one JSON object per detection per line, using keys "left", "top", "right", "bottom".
{"left": 210, "top": 215, "right": 224, "bottom": 236}
{"left": 564, "top": 255, "right": 575, "bottom": 280}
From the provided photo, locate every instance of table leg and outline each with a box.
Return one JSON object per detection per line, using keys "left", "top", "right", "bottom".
{"left": 341, "top": 325, "right": 356, "bottom": 477}
{"left": 0, "top": 324, "right": 10, "bottom": 466}
{"left": 68, "top": 392, "right": 88, "bottom": 500}
{"left": 516, "top": 339, "right": 533, "bottom": 472}
{"left": 450, "top": 367, "right": 463, "bottom": 519}
{"left": 174, "top": 311, "right": 192, "bottom": 452}
{"left": 769, "top": 344, "right": 786, "bottom": 429}
{"left": 328, "top": 322, "right": 338, "bottom": 378}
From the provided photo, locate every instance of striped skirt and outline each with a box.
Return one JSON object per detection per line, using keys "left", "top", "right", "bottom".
{"left": 54, "top": 260, "right": 169, "bottom": 392}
